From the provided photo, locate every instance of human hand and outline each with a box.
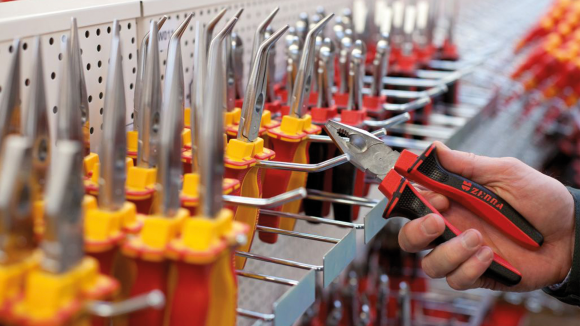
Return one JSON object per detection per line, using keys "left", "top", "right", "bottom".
{"left": 397, "top": 141, "right": 575, "bottom": 292}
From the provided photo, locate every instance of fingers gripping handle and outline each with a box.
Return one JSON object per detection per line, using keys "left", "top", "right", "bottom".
{"left": 379, "top": 171, "right": 523, "bottom": 287}
{"left": 394, "top": 145, "right": 544, "bottom": 248}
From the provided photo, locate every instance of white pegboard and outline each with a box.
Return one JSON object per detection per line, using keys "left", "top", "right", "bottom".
{"left": 0, "top": 0, "right": 351, "bottom": 152}
{"left": 0, "top": 0, "right": 140, "bottom": 151}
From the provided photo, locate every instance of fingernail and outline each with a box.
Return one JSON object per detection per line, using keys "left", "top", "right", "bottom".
{"left": 421, "top": 215, "right": 441, "bottom": 236}
{"left": 461, "top": 230, "right": 481, "bottom": 250}
{"left": 476, "top": 247, "right": 493, "bottom": 262}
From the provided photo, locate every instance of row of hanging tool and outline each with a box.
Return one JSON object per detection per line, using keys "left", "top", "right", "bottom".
{"left": 0, "top": 0, "right": 470, "bottom": 325}
{"left": 509, "top": 0, "right": 580, "bottom": 185}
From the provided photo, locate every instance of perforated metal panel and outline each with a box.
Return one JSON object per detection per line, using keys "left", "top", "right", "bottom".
{"left": 0, "top": 0, "right": 350, "bottom": 153}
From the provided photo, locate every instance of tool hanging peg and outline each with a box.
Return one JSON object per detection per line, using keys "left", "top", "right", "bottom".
{"left": 22, "top": 37, "right": 51, "bottom": 238}
{"left": 166, "top": 15, "right": 247, "bottom": 326}
{"left": 225, "top": 24, "right": 288, "bottom": 269}
{"left": 84, "top": 20, "right": 141, "bottom": 279}
{"left": 122, "top": 14, "right": 193, "bottom": 326}
{"left": 259, "top": 14, "right": 333, "bottom": 243}
{"left": 130, "top": 15, "right": 167, "bottom": 160}
{"left": 0, "top": 39, "right": 21, "bottom": 150}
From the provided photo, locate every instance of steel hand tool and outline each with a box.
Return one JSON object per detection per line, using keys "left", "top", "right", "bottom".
{"left": 122, "top": 15, "right": 193, "bottom": 326}
{"left": 260, "top": 14, "right": 333, "bottom": 243}
{"left": 12, "top": 140, "right": 118, "bottom": 325}
{"left": 84, "top": 22, "right": 140, "bottom": 278}
{"left": 325, "top": 121, "right": 546, "bottom": 286}
{"left": 224, "top": 9, "right": 244, "bottom": 128}
{"left": 130, "top": 15, "right": 167, "bottom": 160}
{"left": 226, "top": 7, "right": 281, "bottom": 138}
{"left": 225, "top": 24, "right": 288, "bottom": 269}
{"left": 22, "top": 37, "right": 51, "bottom": 239}
{"left": 166, "top": 16, "right": 247, "bottom": 326}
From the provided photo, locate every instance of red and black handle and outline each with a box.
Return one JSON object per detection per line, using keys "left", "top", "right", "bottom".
{"left": 379, "top": 170, "right": 522, "bottom": 287}
{"left": 394, "top": 144, "right": 544, "bottom": 249}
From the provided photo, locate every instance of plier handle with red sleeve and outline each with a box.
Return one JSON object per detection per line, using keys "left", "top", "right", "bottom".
{"left": 324, "top": 120, "right": 545, "bottom": 287}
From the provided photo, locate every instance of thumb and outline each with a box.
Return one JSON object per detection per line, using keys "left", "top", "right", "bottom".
{"left": 431, "top": 141, "right": 515, "bottom": 184}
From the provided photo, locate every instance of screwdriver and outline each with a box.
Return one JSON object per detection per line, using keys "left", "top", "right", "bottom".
{"left": 124, "top": 18, "right": 164, "bottom": 214}
{"left": 70, "top": 18, "right": 91, "bottom": 156}
{"left": 22, "top": 37, "right": 51, "bottom": 240}
{"left": 225, "top": 23, "right": 288, "bottom": 269}
{"left": 128, "top": 15, "right": 167, "bottom": 160}
{"left": 121, "top": 15, "right": 193, "bottom": 326}
{"left": 84, "top": 21, "right": 140, "bottom": 277}
{"left": 12, "top": 140, "right": 118, "bottom": 326}
{"left": 0, "top": 136, "right": 39, "bottom": 314}
{"left": 259, "top": 14, "right": 334, "bottom": 243}
{"left": 166, "top": 16, "right": 247, "bottom": 326}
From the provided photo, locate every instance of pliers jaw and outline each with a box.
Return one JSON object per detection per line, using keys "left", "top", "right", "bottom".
{"left": 324, "top": 120, "right": 398, "bottom": 180}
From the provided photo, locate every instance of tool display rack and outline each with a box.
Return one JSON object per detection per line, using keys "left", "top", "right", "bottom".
{"left": 0, "top": 0, "right": 555, "bottom": 325}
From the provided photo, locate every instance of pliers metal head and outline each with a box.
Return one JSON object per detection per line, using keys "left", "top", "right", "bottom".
{"left": 136, "top": 19, "right": 163, "bottom": 169}
{"left": 289, "top": 13, "right": 334, "bottom": 118}
{"left": 324, "top": 120, "right": 399, "bottom": 180}
{"left": 42, "top": 140, "right": 85, "bottom": 274}
{"left": 23, "top": 37, "right": 50, "bottom": 195}
{"left": 152, "top": 14, "right": 192, "bottom": 218}
{"left": 70, "top": 18, "right": 90, "bottom": 148}
{"left": 99, "top": 20, "right": 127, "bottom": 211}
{"left": 198, "top": 16, "right": 239, "bottom": 218}
{"left": 0, "top": 136, "right": 36, "bottom": 265}
{"left": 238, "top": 25, "right": 289, "bottom": 143}
{"left": 134, "top": 16, "right": 166, "bottom": 132}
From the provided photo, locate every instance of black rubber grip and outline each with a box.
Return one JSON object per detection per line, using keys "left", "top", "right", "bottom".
{"left": 397, "top": 146, "right": 544, "bottom": 248}
{"left": 383, "top": 176, "right": 522, "bottom": 287}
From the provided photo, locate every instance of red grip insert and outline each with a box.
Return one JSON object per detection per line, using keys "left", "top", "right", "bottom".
{"left": 393, "top": 145, "right": 544, "bottom": 248}
{"left": 380, "top": 170, "right": 522, "bottom": 287}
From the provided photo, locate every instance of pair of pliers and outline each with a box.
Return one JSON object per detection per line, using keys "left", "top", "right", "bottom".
{"left": 324, "top": 121, "right": 545, "bottom": 287}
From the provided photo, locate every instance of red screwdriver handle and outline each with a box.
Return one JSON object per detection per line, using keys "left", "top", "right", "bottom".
{"left": 168, "top": 262, "right": 211, "bottom": 326}
{"left": 380, "top": 170, "right": 523, "bottom": 287}
{"left": 393, "top": 145, "right": 544, "bottom": 249}
{"left": 127, "top": 259, "right": 168, "bottom": 326}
